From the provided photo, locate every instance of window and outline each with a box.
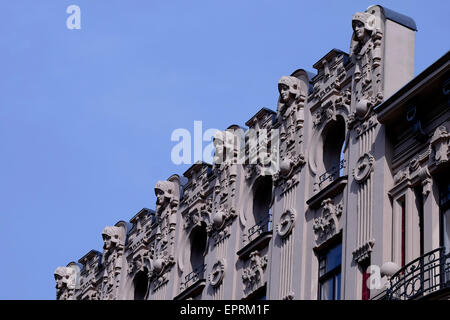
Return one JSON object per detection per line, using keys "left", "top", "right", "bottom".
{"left": 318, "top": 242, "right": 342, "bottom": 300}
{"left": 439, "top": 178, "right": 450, "bottom": 253}
{"left": 244, "top": 284, "right": 267, "bottom": 300}
{"left": 133, "top": 270, "right": 149, "bottom": 300}
{"left": 414, "top": 187, "right": 425, "bottom": 256}
{"left": 319, "top": 117, "right": 346, "bottom": 187}
{"left": 190, "top": 222, "right": 208, "bottom": 273}
{"left": 248, "top": 176, "right": 272, "bottom": 242}
{"left": 400, "top": 199, "right": 406, "bottom": 268}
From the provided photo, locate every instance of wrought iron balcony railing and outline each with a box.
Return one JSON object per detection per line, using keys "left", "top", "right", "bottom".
{"left": 247, "top": 213, "right": 272, "bottom": 243}
{"left": 387, "top": 247, "right": 450, "bottom": 300}
{"left": 183, "top": 263, "right": 206, "bottom": 289}
{"left": 319, "top": 159, "right": 346, "bottom": 187}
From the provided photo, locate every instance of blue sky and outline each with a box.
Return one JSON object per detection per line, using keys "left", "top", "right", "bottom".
{"left": 0, "top": 0, "right": 448, "bottom": 299}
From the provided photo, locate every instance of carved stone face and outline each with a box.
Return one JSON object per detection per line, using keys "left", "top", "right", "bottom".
{"left": 103, "top": 233, "right": 112, "bottom": 250}
{"left": 353, "top": 20, "right": 366, "bottom": 41}
{"left": 155, "top": 188, "right": 167, "bottom": 207}
{"left": 155, "top": 181, "right": 175, "bottom": 210}
{"left": 54, "top": 274, "right": 64, "bottom": 289}
{"left": 278, "top": 83, "right": 290, "bottom": 103}
{"left": 54, "top": 267, "right": 70, "bottom": 290}
{"left": 278, "top": 76, "right": 301, "bottom": 109}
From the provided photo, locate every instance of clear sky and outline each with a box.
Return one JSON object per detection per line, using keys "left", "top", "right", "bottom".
{"left": 0, "top": 0, "right": 448, "bottom": 299}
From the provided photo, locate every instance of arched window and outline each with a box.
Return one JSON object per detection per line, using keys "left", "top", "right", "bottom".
{"left": 248, "top": 176, "right": 272, "bottom": 242}
{"left": 319, "top": 117, "right": 346, "bottom": 187}
{"left": 133, "top": 270, "right": 149, "bottom": 300}
{"left": 189, "top": 222, "right": 208, "bottom": 272}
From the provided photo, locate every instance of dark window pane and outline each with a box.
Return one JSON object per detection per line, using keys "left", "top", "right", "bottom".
{"left": 326, "top": 243, "right": 342, "bottom": 272}
{"left": 443, "top": 208, "right": 450, "bottom": 253}
{"left": 319, "top": 257, "right": 326, "bottom": 276}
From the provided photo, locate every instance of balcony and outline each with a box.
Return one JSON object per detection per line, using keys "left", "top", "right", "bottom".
{"left": 387, "top": 247, "right": 450, "bottom": 300}
{"left": 247, "top": 214, "right": 272, "bottom": 243}
{"left": 307, "top": 160, "right": 347, "bottom": 210}
{"left": 318, "top": 159, "right": 346, "bottom": 188}
{"left": 174, "top": 264, "right": 206, "bottom": 300}
{"left": 237, "top": 214, "right": 273, "bottom": 260}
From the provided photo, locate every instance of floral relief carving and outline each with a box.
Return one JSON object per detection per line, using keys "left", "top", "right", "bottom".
{"left": 242, "top": 251, "right": 268, "bottom": 295}
{"left": 313, "top": 199, "right": 343, "bottom": 243}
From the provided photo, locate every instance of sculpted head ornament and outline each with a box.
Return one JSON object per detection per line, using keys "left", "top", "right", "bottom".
{"left": 54, "top": 266, "right": 70, "bottom": 289}
{"left": 352, "top": 12, "right": 376, "bottom": 41}
{"left": 54, "top": 266, "right": 78, "bottom": 293}
{"left": 154, "top": 180, "right": 175, "bottom": 206}
{"left": 278, "top": 76, "right": 301, "bottom": 103}
{"left": 102, "top": 226, "right": 122, "bottom": 250}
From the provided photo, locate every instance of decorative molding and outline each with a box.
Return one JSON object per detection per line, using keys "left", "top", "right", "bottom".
{"left": 313, "top": 199, "right": 343, "bottom": 243}
{"left": 78, "top": 250, "right": 101, "bottom": 300}
{"left": 242, "top": 251, "right": 268, "bottom": 295}
{"left": 282, "top": 292, "right": 295, "bottom": 300}
{"left": 54, "top": 264, "right": 80, "bottom": 300}
{"left": 149, "top": 177, "right": 180, "bottom": 290}
{"left": 276, "top": 209, "right": 296, "bottom": 239}
{"left": 355, "top": 114, "right": 378, "bottom": 137}
{"left": 350, "top": 9, "right": 384, "bottom": 121}
{"left": 207, "top": 206, "right": 236, "bottom": 247}
{"left": 430, "top": 126, "right": 449, "bottom": 166}
{"left": 352, "top": 239, "right": 375, "bottom": 264}
{"left": 208, "top": 259, "right": 226, "bottom": 288}
{"left": 353, "top": 152, "right": 375, "bottom": 183}
{"left": 279, "top": 175, "right": 299, "bottom": 196}
{"left": 100, "top": 225, "right": 126, "bottom": 300}
{"left": 275, "top": 153, "right": 305, "bottom": 183}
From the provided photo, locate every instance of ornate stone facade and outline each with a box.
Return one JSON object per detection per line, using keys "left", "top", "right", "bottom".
{"left": 55, "top": 6, "right": 450, "bottom": 300}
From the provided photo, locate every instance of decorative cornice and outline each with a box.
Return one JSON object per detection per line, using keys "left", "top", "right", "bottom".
{"left": 352, "top": 239, "right": 375, "bottom": 264}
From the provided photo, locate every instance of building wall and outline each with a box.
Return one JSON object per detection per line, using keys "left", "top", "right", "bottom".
{"left": 53, "top": 5, "right": 450, "bottom": 300}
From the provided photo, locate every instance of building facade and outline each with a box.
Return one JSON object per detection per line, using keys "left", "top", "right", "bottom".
{"left": 54, "top": 5, "right": 450, "bottom": 300}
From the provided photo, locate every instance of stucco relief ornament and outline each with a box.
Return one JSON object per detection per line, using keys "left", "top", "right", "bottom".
{"left": 347, "top": 112, "right": 357, "bottom": 129}
{"left": 101, "top": 226, "right": 125, "bottom": 300}
{"left": 353, "top": 153, "right": 374, "bottom": 183}
{"left": 276, "top": 209, "right": 296, "bottom": 238}
{"left": 149, "top": 179, "right": 179, "bottom": 285}
{"left": 313, "top": 110, "right": 323, "bottom": 128}
{"left": 245, "top": 164, "right": 257, "bottom": 180}
{"left": 207, "top": 205, "right": 236, "bottom": 246}
{"left": 350, "top": 11, "right": 383, "bottom": 120}
{"left": 353, "top": 240, "right": 375, "bottom": 264}
{"left": 242, "top": 251, "right": 268, "bottom": 291}
{"left": 208, "top": 259, "right": 226, "bottom": 288}
{"left": 128, "top": 251, "right": 150, "bottom": 275}
{"left": 278, "top": 153, "right": 305, "bottom": 180}
{"left": 155, "top": 180, "right": 178, "bottom": 226}
{"left": 393, "top": 167, "right": 409, "bottom": 184}
{"left": 277, "top": 76, "right": 304, "bottom": 145}
{"left": 313, "top": 199, "right": 343, "bottom": 241}
{"left": 431, "top": 126, "right": 449, "bottom": 166}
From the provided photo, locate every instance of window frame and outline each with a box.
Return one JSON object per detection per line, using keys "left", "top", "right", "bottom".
{"left": 317, "top": 241, "right": 342, "bottom": 300}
